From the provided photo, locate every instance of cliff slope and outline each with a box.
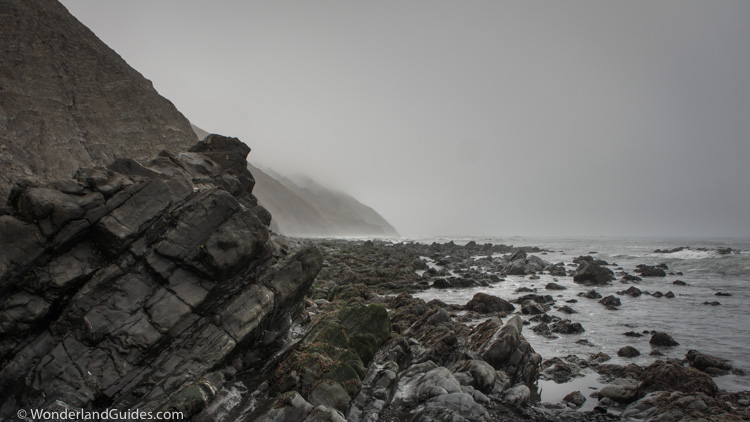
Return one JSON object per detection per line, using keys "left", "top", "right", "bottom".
{"left": 249, "top": 164, "right": 399, "bottom": 237}
{"left": 0, "top": 0, "right": 198, "bottom": 201}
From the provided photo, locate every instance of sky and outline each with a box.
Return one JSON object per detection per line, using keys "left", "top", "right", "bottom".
{"left": 60, "top": 1, "right": 750, "bottom": 238}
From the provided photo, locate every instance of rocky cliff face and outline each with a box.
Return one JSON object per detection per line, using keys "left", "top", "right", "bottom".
{"left": 0, "top": 0, "right": 198, "bottom": 201}
{"left": 0, "top": 135, "right": 323, "bottom": 418}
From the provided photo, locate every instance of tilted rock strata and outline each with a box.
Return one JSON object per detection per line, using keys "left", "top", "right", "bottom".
{"left": 0, "top": 135, "right": 323, "bottom": 418}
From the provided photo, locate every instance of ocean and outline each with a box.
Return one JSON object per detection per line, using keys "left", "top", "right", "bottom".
{"left": 407, "top": 236, "right": 750, "bottom": 409}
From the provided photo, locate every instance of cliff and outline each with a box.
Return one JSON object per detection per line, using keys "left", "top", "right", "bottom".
{"left": 248, "top": 164, "right": 398, "bottom": 237}
{"left": 0, "top": 135, "right": 323, "bottom": 417}
{"left": 0, "top": 0, "right": 198, "bottom": 201}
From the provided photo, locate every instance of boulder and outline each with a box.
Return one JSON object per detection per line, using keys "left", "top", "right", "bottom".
{"left": 550, "top": 320, "right": 585, "bottom": 335}
{"left": 563, "top": 391, "right": 586, "bottom": 409}
{"left": 686, "top": 350, "right": 733, "bottom": 376}
{"left": 573, "top": 261, "right": 614, "bottom": 285}
{"left": 579, "top": 289, "right": 602, "bottom": 300}
{"left": 599, "top": 378, "right": 639, "bottom": 403}
{"left": 638, "top": 360, "right": 718, "bottom": 397}
{"left": 465, "top": 293, "right": 515, "bottom": 314}
{"left": 599, "top": 295, "right": 621, "bottom": 308}
{"left": 650, "top": 332, "right": 679, "bottom": 347}
{"left": 617, "top": 286, "right": 642, "bottom": 297}
{"left": 468, "top": 316, "right": 542, "bottom": 390}
{"left": 635, "top": 265, "right": 667, "bottom": 277}
{"left": 617, "top": 346, "right": 641, "bottom": 358}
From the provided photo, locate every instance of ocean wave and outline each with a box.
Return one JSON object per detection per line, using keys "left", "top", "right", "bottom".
{"left": 651, "top": 249, "right": 718, "bottom": 260}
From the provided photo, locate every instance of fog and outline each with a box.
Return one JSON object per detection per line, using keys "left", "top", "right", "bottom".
{"left": 60, "top": 1, "right": 750, "bottom": 238}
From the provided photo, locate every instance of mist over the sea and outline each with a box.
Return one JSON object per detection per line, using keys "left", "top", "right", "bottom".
{"left": 61, "top": 0, "right": 750, "bottom": 238}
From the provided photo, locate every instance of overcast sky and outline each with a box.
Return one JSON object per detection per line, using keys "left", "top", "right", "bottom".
{"left": 60, "top": 1, "right": 750, "bottom": 238}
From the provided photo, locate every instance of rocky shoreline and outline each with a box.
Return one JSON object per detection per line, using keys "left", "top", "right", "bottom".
{"left": 1, "top": 137, "right": 747, "bottom": 421}
{"left": 268, "top": 238, "right": 747, "bottom": 421}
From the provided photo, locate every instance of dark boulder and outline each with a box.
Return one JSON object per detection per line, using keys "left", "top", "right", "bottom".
{"left": 573, "top": 261, "right": 614, "bottom": 285}
{"left": 563, "top": 391, "right": 586, "bottom": 409}
{"left": 550, "top": 319, "right": 585, "bottom": 334}
{"left": 573, "top": 255, "right": 609, "bottom": 266}
{"left": 464, "top": 293, "right": 515, "bottom": 314}
{"left": 546, "top": 264, "right": 567, "bottom": 277}
{"left": 638, "top": 360, "right": 718, "bottom": 397}
{"left": 617, "top": 346, "right": 641, "bottom": 358}
{"left": 579, "top": 289, "right": 602, "bottom": 300}
{"left": 617, "top": 286, "right": 642, "bottom": 297}
{"left": 599, "top": 295, "right": 621, "bottom": 308}
{"left": 686, "top": 350, "right": 733, "bottom": 376}
{"left": 649, "top": 332, "right": 679, "bottom": 347}
{"left": 635, "top": 264, "right": 667, "bottom": 277}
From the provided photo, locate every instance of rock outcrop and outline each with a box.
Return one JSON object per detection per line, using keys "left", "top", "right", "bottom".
{"left": 0, "top": 0, "right": 199, "bottom": 201}
{"left": 0, "top": 135, "right": 323, "bottom": 418}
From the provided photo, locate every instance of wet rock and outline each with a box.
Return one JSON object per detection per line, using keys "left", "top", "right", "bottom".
{"left": 532, "top": 323, "right": 557, "bottom": 340}
{"left": 541, "top": 357, "right": 580, "bottom": 384}
{"left": 703, "top": 301, "right": 721, "bottom": 306}
{"left": 638, "top": 360, "right": 718, "bottom": 397}
{"left": 617, "top": 346, "right": 640, "bottom": 358}
{"left": 415, "top": 392, "right": 489, "bottom": 422}
{"left": 271, "top": 302, "right": 391, "bottom": 412}
{"left": 506, "top": 259, "right": 527, "bottom": 276}
{"left": 598, "top": 295, "right": 621, "bottom": 309}
{"left": 621, "top": 273, "right": 642, "bottom": 283}
{"left": 649, "top": 332, "right": 679, "bottom": 347}
{"left": 573, "top": 262, "right": 614, "bottom": 285}
{"left": 617, "top": 286, "right": 642, "bottom": 297}
{"left": 563, "top": 391, "right": 586, "bottom": 409}
{"left": 521, "top": 300, "right": 548, "bottom": 315}
{"left": 589, "top": 353, "right": 611, "bottom": 364}
{"left": 635, "top": 264, "right": 667, "bottom": 277}
{"left": 416, "top": 367, "right": 462, "bottom": 400}
{"left": 715, "top": 292, "right": 732, "bottom": 296}
{"left": 557, "top": 305, "right": 577, "bottom": 314}
{"left": 465, "top": 293, "right": 515, "bottom": 314}
{"left": 550, "top": 320, "right": 584, "bottom": 335}
{"left": 432, "top": 278, "right": 452, "bottom": 289}
{"left": 686, "top": 350, "right": 733, "bottom": 376}
{"left": 546, "top": 264, "right": 568, "bottom": 277}
{"left": 673, "top": 279, "right": 687, "bottom": 285}
{"left": 599, "top": 378, "right": 638, "bottom": 404}
{"left": 573, "top": 255, "right": 609, "bottom": 266}
{"left": 545, "top": 282, "right": 567, "bottom": 290}
{"left": 664, "top": 291, "right": 675, "bottom": 298}
{"left": 468, "top": 316, "right": 542, "bottom": 390}
{"left": 0, "top": 135, "right": 330, "bottom": 419}
{"left": 456, "top": 360, "right": 498, "bottom": 393}
{"left": 504, "top": 384, "right": 531, "bottom": 406}
{"left": 579, "top": 289, "right": 602, "bottom": 300}
{"left": 622, "top": 391, "right": 742, "bottom": 422}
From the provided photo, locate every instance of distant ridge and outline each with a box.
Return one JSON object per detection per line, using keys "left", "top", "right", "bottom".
{"left": 192, "top": 126, "right": 398, "bottom": 237}
{"left": 252, "top": 164, "right": 399, "bottom": 237}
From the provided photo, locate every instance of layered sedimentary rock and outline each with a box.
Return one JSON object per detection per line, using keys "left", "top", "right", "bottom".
{"left": 0, "top": 135, "right": 323, "bottom": 418}
{"left": 0, "top": 0, "right": 198, "bottom": 201}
